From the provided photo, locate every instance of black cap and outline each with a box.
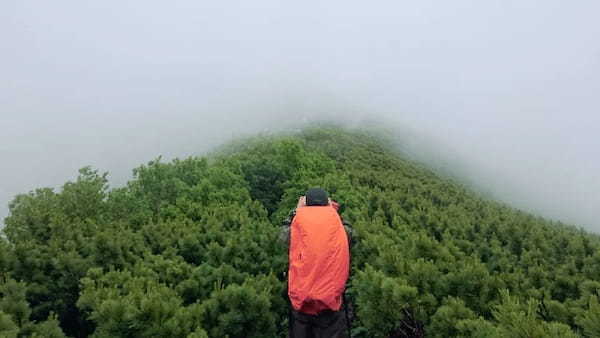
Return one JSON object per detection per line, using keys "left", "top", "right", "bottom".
{"left": 306, "top": 188, "right": 329, "bottom": 206}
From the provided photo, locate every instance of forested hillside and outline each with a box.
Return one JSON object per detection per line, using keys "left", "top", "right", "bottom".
{"left": 1, "top": 127, "right": 599, "bottom": 337}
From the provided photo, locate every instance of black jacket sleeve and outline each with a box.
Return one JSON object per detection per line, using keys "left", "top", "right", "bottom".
{"left": 279, "top": 209, "right": 296, "bottom": 249}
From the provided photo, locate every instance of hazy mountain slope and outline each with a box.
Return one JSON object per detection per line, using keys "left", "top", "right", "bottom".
{"left": 1, "top": 127, "right": 599, "bottom": 337}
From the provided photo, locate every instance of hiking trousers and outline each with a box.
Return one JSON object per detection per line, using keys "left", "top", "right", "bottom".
{"left": 289, "top": 308, "right": 348, "bottom": 338}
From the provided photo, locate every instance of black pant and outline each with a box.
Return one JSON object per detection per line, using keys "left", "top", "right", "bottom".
{"left": 289, "top": 308, "right": 348, "bottom": 338}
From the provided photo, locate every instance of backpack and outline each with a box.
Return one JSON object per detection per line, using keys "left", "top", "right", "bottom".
{"left": 288, "top": 204, "right": 350, "bottom": 315}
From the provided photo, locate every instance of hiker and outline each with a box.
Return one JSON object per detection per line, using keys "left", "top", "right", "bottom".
{"left": 281, "top": 188, "right": 353, "bottom": 338}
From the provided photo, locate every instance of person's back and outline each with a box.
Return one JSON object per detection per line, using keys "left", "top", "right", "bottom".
{"left": 283, "top": 188, "right": 351, "bottom": 338}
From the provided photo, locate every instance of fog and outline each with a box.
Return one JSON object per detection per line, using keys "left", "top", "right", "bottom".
{"left": 1, "top": 1, "right": 599, "bottom": 231}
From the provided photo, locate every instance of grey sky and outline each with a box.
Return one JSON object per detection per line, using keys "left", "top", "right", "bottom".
{"left": 1, "top": 1, "right": 599, "bottom": 230}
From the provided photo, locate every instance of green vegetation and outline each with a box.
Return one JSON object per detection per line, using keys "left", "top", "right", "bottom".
{"left": 1, "top": 126, "right": 599, "bottom": 337}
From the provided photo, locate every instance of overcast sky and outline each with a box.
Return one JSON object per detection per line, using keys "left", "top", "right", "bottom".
{"left": 1, "top": 1, "right": 599, "bottom": 231}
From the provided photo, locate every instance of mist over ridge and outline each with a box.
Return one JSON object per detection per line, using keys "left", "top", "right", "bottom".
{"left": 2, "top": 0, "right": 599, "bottom": 231}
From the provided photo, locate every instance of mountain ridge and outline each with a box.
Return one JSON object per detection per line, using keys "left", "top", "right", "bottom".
{"left": 1, "top": 126, "right": 599, "bottom": 337}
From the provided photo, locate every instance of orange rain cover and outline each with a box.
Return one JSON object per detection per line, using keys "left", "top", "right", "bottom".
{"left": 288, "top": 204, "right": 350, "bottom": 315}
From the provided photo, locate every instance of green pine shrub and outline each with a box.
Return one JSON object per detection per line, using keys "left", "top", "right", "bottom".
{"left": 1, "top": 126, "right": 599, "bottom": 337}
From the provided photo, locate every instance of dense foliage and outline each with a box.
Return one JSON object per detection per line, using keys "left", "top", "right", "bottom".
{"left": 1, "top": 127, "right": 599, "bottom": 337}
